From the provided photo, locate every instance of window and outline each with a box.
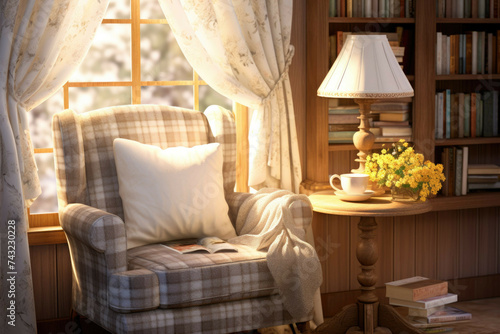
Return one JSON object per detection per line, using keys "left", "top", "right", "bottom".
{"left": 28, "top": 0, "right": 233, "bottom": 225}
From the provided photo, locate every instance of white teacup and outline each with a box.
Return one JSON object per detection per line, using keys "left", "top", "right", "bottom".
{"left": 329, "top": 173, "right": 369, "bottom": 195}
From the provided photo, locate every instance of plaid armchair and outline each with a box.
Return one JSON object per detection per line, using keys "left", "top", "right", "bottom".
{"left": 52, "top": 105, "right": 314, "bottom": 334}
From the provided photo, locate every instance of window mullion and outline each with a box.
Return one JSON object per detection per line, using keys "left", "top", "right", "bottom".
{"left": 131, "top": 0, "right": 141, "bottom": 104}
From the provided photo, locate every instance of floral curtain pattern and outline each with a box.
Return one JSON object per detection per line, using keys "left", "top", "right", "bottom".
{"left": 157, "top": 0, "right": 303, "bottom": 193}
{"left": 0, "top": 1, "right": 109, "bottom": 332}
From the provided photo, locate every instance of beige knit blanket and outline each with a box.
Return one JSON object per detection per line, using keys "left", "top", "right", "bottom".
{"left": 229, "top": 188, "right": 322, "bottom": 319}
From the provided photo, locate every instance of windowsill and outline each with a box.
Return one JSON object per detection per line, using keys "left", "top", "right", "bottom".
{"left": 28, "top": 226, "right": 66, "bottom": 246}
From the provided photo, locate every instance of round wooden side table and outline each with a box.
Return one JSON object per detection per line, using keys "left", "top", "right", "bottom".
{"left": 309, "top": 190, "right": 432, "bottom": 334}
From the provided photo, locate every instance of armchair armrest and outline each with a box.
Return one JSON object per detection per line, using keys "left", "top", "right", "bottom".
{"left": 226, "top": 191, "right": 313, "bottom": 236}
{"left": 60, "top": 203, "right": 127, "bottom": 273}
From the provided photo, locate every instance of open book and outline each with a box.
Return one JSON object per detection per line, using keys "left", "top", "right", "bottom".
{"left": 161, "top": 236, "right": 238, "bottom": 254}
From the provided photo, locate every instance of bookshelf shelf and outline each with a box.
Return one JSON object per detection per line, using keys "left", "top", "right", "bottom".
{"left": 430, "top": 192, "right": 500, "bottom": 211}
{"left": 436, "top": 18, "right": 500, "bottom": 24}
{"left": 436, "top": 74, "right": 500, "bottom": 81}
{"left": 435, "top": 137, "right": 500, "bottom": 146}
{"left": 329, "top": 17, "right": 415, "bottom": 24}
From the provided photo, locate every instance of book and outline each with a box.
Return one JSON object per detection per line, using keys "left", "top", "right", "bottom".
{"left": 379, "top": 112, "right": 410, "bottom": 122}
{"left": 329, "top": 123, "right": 360, "bottom": 132}
{"left": 468, "top": 181, "right": 500, "bottom": 190}
{"left": 461, "top": 146, "right": 469, "bottom": 195}
{"left": 454, "top": 147, "right": 463, "bottom": 196}
{"left": 389, "top": 293, "right": 458, "bottom": 309}
{"left": 373, "top": 120, "right": 410, "bottom": 127}
{"left": 329, "top": 113, "right": 361, "bottom": 124}
{"left": 329, "top": 105, "right": 360, "bottom": 114}
{"left": 161, "top": 237, "right": 238, "bottom": 254}
{"left": 425, "top": 306, "right": 472, "bottom": 324}
{"left": 385, "top": 276, "right": 448, "bottom": 301}
{"left": 370, "top": 101, "right": 410, "bottom": 111}
{"left": 408, "top": 305, "right": 445, "bottom": 317}
{"left": 381, "top": 126, "right": 412, "bottom": 136}
{"left": 467, "top": 164, "right": 500, "bottom": 174}
{"left": 468, "top": 174, "right": 499, "bottom": 183}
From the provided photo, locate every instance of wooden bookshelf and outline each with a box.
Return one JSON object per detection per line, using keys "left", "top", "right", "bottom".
{"left": 304, "top": 0, "right": 500, "bottom": 319}
{"left": 303, "top": 0, "right": 500, "bottom": 201}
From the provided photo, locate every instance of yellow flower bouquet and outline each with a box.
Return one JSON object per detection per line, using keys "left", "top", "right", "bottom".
{"left": 365, "top": 139, "right": 446, "bottom": 201}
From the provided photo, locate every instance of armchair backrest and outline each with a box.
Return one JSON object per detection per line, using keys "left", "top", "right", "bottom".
{"left": 53, "top": 104, "right": 236, "bottom": 218}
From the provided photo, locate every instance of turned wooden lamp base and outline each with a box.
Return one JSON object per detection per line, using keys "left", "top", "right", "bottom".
{"left": 351, "top": 99, "right": 377, "bottom": 174}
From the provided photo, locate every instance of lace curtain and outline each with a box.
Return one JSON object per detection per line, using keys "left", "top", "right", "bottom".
{"left": 0, "top": 1, "right": 109, "bottom": 332}
{"left": 157, "top": 0, "right": 302, "bottom": 193}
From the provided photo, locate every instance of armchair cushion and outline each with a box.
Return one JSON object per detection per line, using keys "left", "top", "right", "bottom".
{"left": 113, "top": 139, "right": 236, "bottom": 249}
{"left": 126, "top": 243, "right": 274, "bottom": 309}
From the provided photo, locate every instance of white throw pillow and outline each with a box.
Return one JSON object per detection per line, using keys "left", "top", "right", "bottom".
{"left": 113, "top": 138, "right": 236, "bottom": 249}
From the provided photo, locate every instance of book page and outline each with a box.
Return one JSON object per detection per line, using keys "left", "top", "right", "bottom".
{"left": 198, "top": 237, "right": 238, "bottom": 253}
{"left": 161, "top": 238, "right": 208, "bottom": 254}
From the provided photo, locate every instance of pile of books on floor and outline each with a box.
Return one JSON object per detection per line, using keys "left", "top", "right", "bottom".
{"left": 370, "top": 98, "right": 412, "bottom": 142}
{"left": 385, "top": 276, "right": 471, "bottom": 330}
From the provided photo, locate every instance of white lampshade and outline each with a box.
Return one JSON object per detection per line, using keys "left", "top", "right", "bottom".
{"left": 317, "top": 34, "right": 414, "bottom": 98}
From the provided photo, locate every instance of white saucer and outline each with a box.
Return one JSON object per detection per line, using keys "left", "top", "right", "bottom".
{"left": 334, "top": 190, "right": 375, "bottom": 202}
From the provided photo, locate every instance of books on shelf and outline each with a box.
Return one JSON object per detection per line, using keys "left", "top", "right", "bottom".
{"left": 436, "top": 0, "right": 500, "bottom": 19}
{"left": 385, "top": 276, "right": 448, "bottom": 302}
{"left": 328, "top": 0, "right": 415, "bottom": 18}
{"left": 436, "top": 31, "right": 500, "bottom": 75}
{"left": 434, "top": 90, "right": 498, "bottom": 140}
{"left": 161, "top": 237, "right": 238, "bottom": 254}
{"left": 440, "top": 146, "right": 470, "bottom": 196}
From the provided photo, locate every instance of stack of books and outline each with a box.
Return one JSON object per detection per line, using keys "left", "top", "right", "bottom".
{"left": 370, "top": 98, "right": 412, "bottom": 142}
{"left": 385, "top": 276, "right": 471, "bottom": 329}
{"left": 328, "top": 104, "right": 360, "bottom": 144}
{"left": 468, "top": 164, "right": 500, "bottom": 191}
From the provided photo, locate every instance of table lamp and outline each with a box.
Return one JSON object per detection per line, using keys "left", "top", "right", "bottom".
{"left": 317, "top": 34, "right": 414, "bottom": 174}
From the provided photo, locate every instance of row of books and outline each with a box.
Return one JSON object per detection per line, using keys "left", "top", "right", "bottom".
{"left": 434, "top": 90, "right": 499, "bottom": 140}
{"left": 328, "top": 99, "right": 413, "bottom": 143}
{"left": 330, "top": 29, "right": 410, "bottom": 70}
{"left": 436, "top": 31, "right": 500, "bottom": 75}
{"left": 328, "top": 0, "right": 415, "bottom": 18}
{"left": 440, "top": 145, "right": 500, "bottom": 196}
{"left": 436, "top": 0, "right": 500, "bottom": 18}
{"left": 385, "top": 276, "right": 471, "bottom": 329}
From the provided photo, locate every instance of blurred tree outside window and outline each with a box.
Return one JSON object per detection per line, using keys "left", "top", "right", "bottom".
{"left": 28, "top": 0, "right": 232, "bottom": 216}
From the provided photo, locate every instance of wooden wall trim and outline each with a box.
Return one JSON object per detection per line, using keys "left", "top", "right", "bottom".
{"left": 28, "top": 227, "right": 66, "bottom": 246}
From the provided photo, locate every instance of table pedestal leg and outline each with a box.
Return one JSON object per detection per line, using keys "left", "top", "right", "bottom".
{"left": 314, "top": 217, "right": 422, "bottom": 334}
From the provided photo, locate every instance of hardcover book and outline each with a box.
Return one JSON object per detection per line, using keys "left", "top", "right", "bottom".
{"left": 385, "top": 276, "right": 448, "bottom": 301}
{"left": 425, "top": 306, "right": 472, "bottom": 324}
{"left": 389, "top": 293, "right": 458, "bottom": 309}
